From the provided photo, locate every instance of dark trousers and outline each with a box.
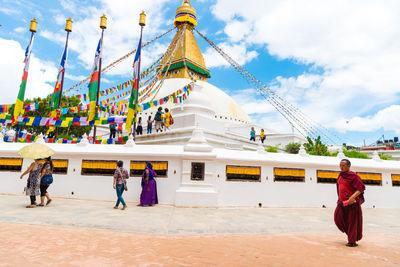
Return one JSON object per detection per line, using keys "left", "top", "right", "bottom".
{"left": 136, "top": 126, "right": 143, "bottom": 135}
{"left": 30, "top": 196, "right": 36, "bottom": 205}
{"left": 40, "top": 184, "right": 50, "bottom": 197}
{"left": 109, "top": 130, "right": 116, "bottom": 139}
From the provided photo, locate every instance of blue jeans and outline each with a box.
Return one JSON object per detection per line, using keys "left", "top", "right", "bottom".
{"left": 147, "top": 126, "right": 152, "bottom": 134}
{"left": 115, "top": 184, "right": 126, "bottom": 207}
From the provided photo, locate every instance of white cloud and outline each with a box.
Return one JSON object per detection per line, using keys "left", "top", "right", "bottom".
{"left": 59, "top": 0, "right": 79, "bottom": 14}
{"left": 54, "top": 13, "right": 68, "bottom": 26}
{"left": 227, "top": 87, "right": 296, "bottom": 133}
{"left": 40, "top": 0, "right": 172, "bottom": 77}
{"left": 14, "top": 27, "right": 25, "bottom": 33}
{"left": 255, "top": 113, "right": 294, "bottom": 134}
{"left": 224, "top": 20, "right": 249, "bottom": 43}
{"left": 210, "top": 0, "right": 400, "bottom": 135}
{"left": 64, "top": 73, "right": 87, "bottom": 81}
{"left": 0, "top": 38, "right": 57, "bottom": 104}
{"left": 41, "top": 1, "right": 257, "bottom": 76}
{"left": 229, "top": 88, "right": 275, "bottom": 115}
{"left": 0, "top": 7, "right": 20, "bottom": 15}
{"left": 203, "top": 42, "right": 258, "bottom": 68}
{"left": 334, "top": 105, "right": 400, "bottom": 134}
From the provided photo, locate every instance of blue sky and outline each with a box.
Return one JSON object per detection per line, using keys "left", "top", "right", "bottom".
{"left": 1, "top": 0, "right": 399, "bottom": 146}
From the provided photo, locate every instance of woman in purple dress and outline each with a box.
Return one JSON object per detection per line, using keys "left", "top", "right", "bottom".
{"left": 139, "top": 162, "right": 158, "bottom": 206}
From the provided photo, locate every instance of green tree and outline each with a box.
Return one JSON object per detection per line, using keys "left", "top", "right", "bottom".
{"left": 303, "top": 136, "right": 330, "bottom": 156}
{"left": 9, "top": 94, "right": 92, "bottom": 138}
{"left": 285, "top": 142, "right": 301, "bottom": 154}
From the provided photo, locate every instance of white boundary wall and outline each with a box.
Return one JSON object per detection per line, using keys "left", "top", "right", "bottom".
{"left": 0, "top": 142, "right": 399, "bottom": 208}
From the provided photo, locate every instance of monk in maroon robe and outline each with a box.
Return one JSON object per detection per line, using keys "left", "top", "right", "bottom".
{"left": 334, "top": 159, "right": 366, "bottom": 247}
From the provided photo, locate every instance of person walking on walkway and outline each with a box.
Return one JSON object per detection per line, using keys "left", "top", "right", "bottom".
{"left": 139, "top": 162, "right": 158, "bottom": 206}
{"left": 154, "top": 107, "right": 163, "bottom": 133}
{"left": 136, "top": 117, "right": 143, "bottom": 135}
{"left": 117, "top": 123, "right": 123, "bottom": 138}
{"left": 113, "top": 161, "right": 129, "bottom": 210}
{"left": 38, "top": 157, "right": 53, "bottom": 206}
{"left": 147, "top": 116, "right": 153, "bottom": 134}
{"left": 260, "top": 129, "right": 265, "bottom": 143}
{"left": 163, "top": 108, "right": 173, "bottom": 131}
{"left": 250, "top": 127, "right": 256, "bottom": 141}
{"left": 109, "top": 123, "right": 116, "bottom": 139}
{"left": 334, "top": 159, "right": 365, "bottom": 247}
{"left": 20, "top": 159, "right": 42, "bottom": 208}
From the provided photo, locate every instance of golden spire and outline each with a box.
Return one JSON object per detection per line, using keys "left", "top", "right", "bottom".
{"left": 174, "top": 0, "right": 197, "bottom": 27}
{"left": 162, "top": 0, "right": 210, "bottom": 81}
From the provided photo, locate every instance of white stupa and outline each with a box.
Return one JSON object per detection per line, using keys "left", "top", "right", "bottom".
{"left": 98, "top": 0, "right": 305, "bottom": 149}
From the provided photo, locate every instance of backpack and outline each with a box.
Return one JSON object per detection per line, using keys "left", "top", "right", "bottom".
{"left": 169, "top": 116, "right": 174, "bottom": 125}
{"left": 154, "top": 111, "right": 162, "bottom": 121}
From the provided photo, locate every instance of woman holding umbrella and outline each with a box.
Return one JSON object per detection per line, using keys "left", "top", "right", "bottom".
{"left": 20, "top": 159, "right": 42, "bottom": 208}
{"left": 18, "top": 143, "right": 55, "bottom": 208}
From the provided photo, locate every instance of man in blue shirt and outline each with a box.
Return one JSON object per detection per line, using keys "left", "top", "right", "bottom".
{"left": 250, "top": 127, "right": 256, "bottom": 141}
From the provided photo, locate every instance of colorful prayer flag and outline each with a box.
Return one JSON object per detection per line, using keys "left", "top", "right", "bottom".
{"left": 14, "top": 33, "right": 35, "bottom": 120}
{"left": 88, "top": 38, "right": 103, "bottom": 121}
{"left": 51, "top": 37, "right": 69, "bottom": 112}
{"left": 48, "top": 37, "right": 69, "bottom": 134}
{"left": 126, "top": 34, "right": 142, "bottom": 131}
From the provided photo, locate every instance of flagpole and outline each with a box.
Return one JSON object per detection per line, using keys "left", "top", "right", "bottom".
{"left": 133, "top": 11, "right": 146, "bottom": 141}
{"left": 54, "top": 18, "right": 72, "bottom": 141}
{"left": 93, "top": 14, "right": 107, "bottom": 143}
{"left": 14, "top": 19, "right": 37, "bottom": 143}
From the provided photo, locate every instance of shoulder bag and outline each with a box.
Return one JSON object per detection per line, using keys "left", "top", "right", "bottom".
{"left": 118, "top": 168, "right": 128, "bottom": 191}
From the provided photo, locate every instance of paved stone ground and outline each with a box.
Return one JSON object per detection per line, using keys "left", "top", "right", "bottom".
{"left": 1, "top": 194, "right": 400, "bottom": 235}
{"left": 1, "top": 194, "right": 400, "bottom": 266}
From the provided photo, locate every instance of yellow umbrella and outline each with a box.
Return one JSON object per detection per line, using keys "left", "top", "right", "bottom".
{"left": 18, "top": 143, "right": 55, "bottom": 159}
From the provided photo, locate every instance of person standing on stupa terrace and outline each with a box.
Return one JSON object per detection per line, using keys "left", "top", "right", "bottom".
{"left": 154, "top": 107, "right": 164, "bottom": 133}
{"left": 163, "top": 108, "right": 172, "bottom": 131}
{"left": 250, "top": 127, "right": 256, "bottom": 142}
{"left": 260, "top": 129, "right": 265, "bottom": 143}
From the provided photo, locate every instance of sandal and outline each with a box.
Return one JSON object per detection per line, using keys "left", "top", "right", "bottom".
{"left": 26, "top": 205, "right": 36, "bottom": 208}
{"left": 36, "top": 204, "right": 45, "bottom": 207}
{"left": 46, "top": 199, "right": 52, "bottom": 206}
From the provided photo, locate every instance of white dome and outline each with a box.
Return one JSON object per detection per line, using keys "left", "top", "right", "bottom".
{"left": 181, "top": 85, "right": 212, "bottom": 108}
{"left": 171, "top": 85, "right": 216, "bottom": 118}
{"left": 138, "top": 78, "right": 251, "bottom": 123}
